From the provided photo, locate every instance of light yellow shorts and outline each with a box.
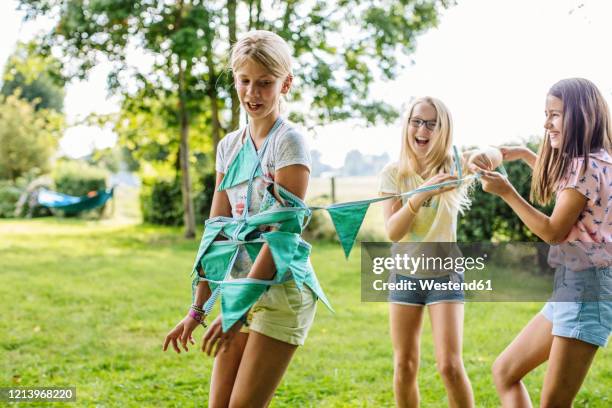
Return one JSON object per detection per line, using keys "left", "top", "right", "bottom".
{"left": 240, "top": 279, "right": 317, "bottom": 346}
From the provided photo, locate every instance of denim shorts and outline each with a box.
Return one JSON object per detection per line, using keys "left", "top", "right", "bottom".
{"left": 388, "top": 273, "right": 465, "bottom": 306}
{"left": 541, "top": 265, "right": 612, "bottom": 347}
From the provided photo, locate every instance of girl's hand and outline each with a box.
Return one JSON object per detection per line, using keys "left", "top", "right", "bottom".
{"left": 413, "top": 173, "right": 459, "bottom": 204}
{"left": 162, "top": 315, "right": 199, "bottom": 353}
{"left": 499, "top": 146, "right": 527, "bottom": 162}
{"left": 480, "top": 170, "right": 513, "bottom": 197}
{"left": 467, "top": 151, "right": 494, "bottom": 173}
{"left": 202, "top": 315, "right": 243, "bottom": 357}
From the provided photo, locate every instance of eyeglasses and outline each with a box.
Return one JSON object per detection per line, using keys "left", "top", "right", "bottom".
{"left": 409, "top": 118, "right": 437, "bottom": 131}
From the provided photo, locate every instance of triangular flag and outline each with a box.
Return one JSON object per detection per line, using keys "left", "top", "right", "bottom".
{"left": 262, "top": 231, "right": 300, "bottom": 281}
{"left": 217, "top": 138, "right": 262, "bottom": 192}
{"left": 199, "top": 243, "right": 239, "bottom": 282}
{"left": 244, "top": 241, "right": 264, "bottom": 262}
{"left": 327, "top": 202, "right": 370, "bottom": 258}
{"left": 220, "top": 283, "right": 268, "bottom": 332}
{"left": 191, "top": 223, "right": 223, "bottom": 274}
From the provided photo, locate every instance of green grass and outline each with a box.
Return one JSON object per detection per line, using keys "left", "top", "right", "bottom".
{"left": 1, "top": 216, "right": 610, "bottom": 407}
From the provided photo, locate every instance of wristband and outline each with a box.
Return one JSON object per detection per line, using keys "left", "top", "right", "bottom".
{"left": 191, "top": 304, "right": 205, "bottom": 313}
{"left": 188, "top": 308, "right": 207, "bottom": 327}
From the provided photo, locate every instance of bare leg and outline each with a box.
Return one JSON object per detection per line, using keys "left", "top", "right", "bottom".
{"left": 389, "top": 303, "right": 425, "bottom": 408}
{"left": 492, "top": 313, "right": 554, "bottom": 408}
{"left": 540, "top": 336, "right": 598, "bottom": 407}
{"left": 209, "top": 331, "right": 249, "bottom": 408}
{"left": 228, "top": 331, "right": 298, "bottom": 408}
{"left": 428, "top": 302, "right": 474, "bottom": 408}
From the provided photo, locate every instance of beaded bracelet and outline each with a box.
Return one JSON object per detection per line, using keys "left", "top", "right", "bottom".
{"left": 191, "top": 304, "right": 205, "bottom": 313}
{"left": 188, "top": 307, "right": 207, "bottom": 328}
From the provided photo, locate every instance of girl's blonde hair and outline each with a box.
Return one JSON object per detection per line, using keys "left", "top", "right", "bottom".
{"left": 396, "top": 96, "right": 472, "bottom": 213}
{"left": 531, "top": 78, "right": 612, "bottom": 205}
{"left": 231, "top": 30, "right": 293, "bottom": 79}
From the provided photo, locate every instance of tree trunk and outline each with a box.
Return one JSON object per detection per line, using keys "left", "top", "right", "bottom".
{"left": 247, "top": 0, "right": 254, "bottom": 30}
{"left": 255, "top": 0, "right": 262, "bottom": 29}
{"left": 206, "top": 51, "right": 221, "bottom": 158}
{"left": 178, "top": 60, "right": 196, "bottom": 239}
{"left": 228, "top": 0, "right": 240, "bottom": 131}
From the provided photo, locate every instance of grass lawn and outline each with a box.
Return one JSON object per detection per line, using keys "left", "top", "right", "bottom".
{"left": 1, "top": 215, "right": 610, "bottom": 407}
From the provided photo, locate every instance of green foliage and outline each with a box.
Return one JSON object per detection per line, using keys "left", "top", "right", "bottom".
{"left": 115, "top": 88, "right": 213, "bottom": 171}
{"left": 0, "top": 93, "right": 62, "bottom": 182}
{"left": 458, "top": 144, "right": 554, "bottom": 243}
{"left": 53, "top": 160, "right": 109, "bottom": 196}
{"left": 1, "top": 41, "right": 65, "bottom": 112}
{"left": 193, "top": 171, "right": 216, "bottom": 223}
{"left": 17, "top": 0, "right": 450, "bottom": 234}
{"left": 140, "top": 178, "right": 184, "bottom": 226}
{"left": 18, "top": 0, "right": 448, "bottom": 126}
{"left": 86, "top": 147, "right": 122, "bottom": 173}
{"left": 140, "top": 170, "right": 223, "bottom": 227}
{"left": 0, "top": 182, "right": 22, "bottom": 218}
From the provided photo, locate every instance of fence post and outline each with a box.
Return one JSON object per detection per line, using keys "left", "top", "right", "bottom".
{"left": 331, "top": 176, "right": 336, "bottom": 204}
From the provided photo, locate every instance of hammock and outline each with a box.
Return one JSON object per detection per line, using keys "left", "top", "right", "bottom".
{"left": 37, "top": 188, "right": 114, "bottom": 215}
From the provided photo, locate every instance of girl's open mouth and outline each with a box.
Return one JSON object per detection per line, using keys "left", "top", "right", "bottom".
{"left": 246, "top": 102, "right": 263, "bottom": 111}
{"left": 415, "top": 136, "right": 430, "bottom": 146}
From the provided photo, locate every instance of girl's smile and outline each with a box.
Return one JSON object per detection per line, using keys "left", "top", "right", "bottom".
{"left": 234, "top": 60, "right": 290, "bottom": 121}
{"left": 544, "top": 94, "right": 564, "bottom": 149}
{"left": 408, "top": 102, "right": 438, "bottom": 156}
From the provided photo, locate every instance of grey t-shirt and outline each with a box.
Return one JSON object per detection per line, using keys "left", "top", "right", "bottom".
{"left": 215, "top": 120, "right": 311, "bottom": 276}
{"left": 216, "top": 121, "right": 311, "bottom": 219}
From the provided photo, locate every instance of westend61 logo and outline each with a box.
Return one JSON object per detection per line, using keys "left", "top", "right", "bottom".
{"left": 371, "top": 253, "right": 488, "bottom": 275}
{"left": 369, "top": 253, "right": 492, "bottom": 293}
{"left": 360, "top": 242, "right": 612, "bottom": 302}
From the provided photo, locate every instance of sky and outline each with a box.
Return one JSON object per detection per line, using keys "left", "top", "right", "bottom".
{"left": 2, "top": 0, "right": 612, "bottom": 167}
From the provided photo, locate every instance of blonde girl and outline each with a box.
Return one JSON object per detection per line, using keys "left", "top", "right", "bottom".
{"left": 480, "top": 78, "right": 612, "bottom": 407}
{"left": 163, "top": 30, "right": 319, "bottom": 407}
{"left": 379, "top": 96, "right": 501, "bottom": 407}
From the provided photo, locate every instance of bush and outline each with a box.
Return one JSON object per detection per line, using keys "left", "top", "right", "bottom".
{"left": 458, "top": 157, "right": 553, "bottom": 243}
{"left": 140, "top": 169, "right": 216, "bottom": 227}
{"left": 0, "top": 182, "right": 22, "bottom": 218}
{"left": 53, "top": 160, "right": 108, "bottom": 196}
{"left": 194, "top": 171, "right": 216, "bottom": 224}
{"left": 140, "top": 178, "right": 184, "bottom": 226}
{"left": 302, "top": 196, "right": 338, "bottom": 242}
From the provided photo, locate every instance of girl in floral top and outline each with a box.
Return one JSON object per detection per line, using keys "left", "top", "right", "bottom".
{"left": 479, "top": 78, "right": 611, "bottom": 407}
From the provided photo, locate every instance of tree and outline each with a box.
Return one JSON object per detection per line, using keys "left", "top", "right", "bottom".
{"left": 17, "top": 0, "right": 450, "bottom": 237}
{"left": 1, "top": 41, "right": 65, "bottom": 112}
{"left": 0, "top": 93, "right": 63, "bottom": 182}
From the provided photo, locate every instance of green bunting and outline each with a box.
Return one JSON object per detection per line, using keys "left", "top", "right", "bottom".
{"left": 217, "top": 136, "right": 262, "bottom": 192}
{"left": 193, "top": 120, "right": 501, "bottom": 333}
{"left": 191, "top": 222, "right": 223, "bottom": 274}
{"left": 220, "top": 282, "right": 268, "bottom": 332}
{"left": 199, "top": 243, "right": 239, "bottom": 282}
{"left": 244, "top": 242, "right": 264, "bottom": 262}
{"left": 327, "top": 202, "right": 371, "bottom": 258}
{"left": 262, "top": 231, "right": 300, "bottom": 281}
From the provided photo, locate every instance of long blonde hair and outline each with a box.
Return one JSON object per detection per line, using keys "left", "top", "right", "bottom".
{"left": 396, "top": 96, "right": 472, "bottom": 213}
